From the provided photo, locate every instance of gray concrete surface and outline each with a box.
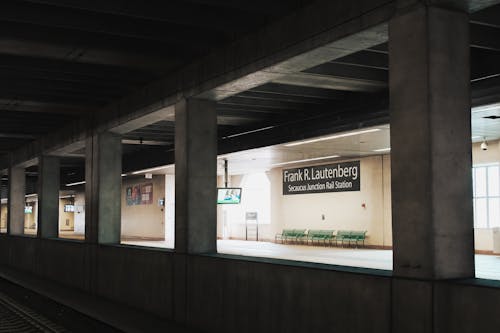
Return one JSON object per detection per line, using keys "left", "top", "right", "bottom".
{"left": 175, "top": 99, "right": 217, "bottom": 254}
{"left": 389, "top": 5, "right": 474, "bottom": 280}
{"left": 39, "top": 156, "right": 60, "bottom": 239}
{"left": 8, "top": 167, "right": 25, "bottom": 236}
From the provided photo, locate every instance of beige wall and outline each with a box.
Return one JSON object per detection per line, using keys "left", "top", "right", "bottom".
{"left": 273, "top": 156, "right": 390, "bottom": 246}
{"left": 0, "top": 203, "right": 7, "bottom": 231}
{"left": 58, "top": 198, "right": 74, "bottom": 231}
{"left": 219, "top": 155, "right": 392, "bottom": 246}
{"left": 121, "top": 175, "right": 165, "bottom": 239}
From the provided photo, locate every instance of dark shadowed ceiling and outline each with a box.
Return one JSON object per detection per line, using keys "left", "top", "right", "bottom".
{"left": 1, "top": 1, "right": 500, "bottom": 177}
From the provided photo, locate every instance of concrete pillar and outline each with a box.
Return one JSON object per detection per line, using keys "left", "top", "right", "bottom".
{"left": 38, "top": 155, "right": 60, "bottom": 238}
{"left": 175, "top": 98, "right": 217, "bottom": 254}
{"left": 8, "top": 167, "right": 25, "bottom": 235}
{"left": 389, "top": 5, "right": 474, "bottom": 279}
{"left": 85, "top": 132, "right": 122, "bottom": 244}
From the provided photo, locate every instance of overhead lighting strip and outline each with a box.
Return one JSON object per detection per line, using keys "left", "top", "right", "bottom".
{"left": 284, "top": 128, "right": 381, "bottom": 147}
{"left": 66, "top": 181, "right": 86, "bottom": 187}
{"left": 271, "top": 155, "right": 340, "bottom": 167}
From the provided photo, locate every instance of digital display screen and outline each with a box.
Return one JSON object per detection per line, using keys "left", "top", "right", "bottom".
{"left": 217, "top": 188, "right": 242, "bottom": 204}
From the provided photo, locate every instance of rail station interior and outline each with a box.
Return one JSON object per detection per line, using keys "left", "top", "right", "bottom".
{"left": 1, "top": 0, "right": 500, "bottom": 332}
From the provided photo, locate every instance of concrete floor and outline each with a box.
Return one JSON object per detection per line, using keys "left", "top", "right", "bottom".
{"left": 123, "top": 239, "right": 500, "bottom": 280}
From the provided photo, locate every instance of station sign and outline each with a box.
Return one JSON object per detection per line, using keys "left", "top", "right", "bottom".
{"left": 282, "top": 160, "right": 360, "bottom": 195}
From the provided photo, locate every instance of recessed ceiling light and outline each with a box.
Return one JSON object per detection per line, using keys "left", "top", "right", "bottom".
{"left": 284, "top": 129, "right": 380, "bottom": 147}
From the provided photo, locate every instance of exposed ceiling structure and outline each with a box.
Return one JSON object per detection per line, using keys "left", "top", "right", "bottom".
{"left": 0, "top": 1, "right": 500, "bottom": 183}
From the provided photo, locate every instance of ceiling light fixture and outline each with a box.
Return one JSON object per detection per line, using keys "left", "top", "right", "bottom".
{"left": 481, "top": 137, "right": 488, "bottom": 151}
{"left": 65, "top": 181, "right": 86, "bottom": 187}
{"left": 271, "top": 155, "right": 340, "bottom": 167}
{"left": 284, "top": 128, "right": 381, "bottom": 147}
{"left": 373, "top": 147, "right": 391, "bottom": 152}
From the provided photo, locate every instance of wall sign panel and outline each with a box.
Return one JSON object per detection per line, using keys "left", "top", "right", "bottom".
{"left": 282, "top": 161, "right": 360, "bottom": 195}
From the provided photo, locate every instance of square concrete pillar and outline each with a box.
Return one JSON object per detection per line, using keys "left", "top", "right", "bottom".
{"left": 389, "top": 5, "right": 474, "bottom": 279}
{"left": 175, "top": 98, "right": 217, "bottom": 254}
{"left": 8, "top": 166, "right": 25, "bottom": 235}
{"left": 85, "top": 132, "right": 122, "bottom": 244}
{"left": 38, "top": 155, "right": 60, "bottom": 238}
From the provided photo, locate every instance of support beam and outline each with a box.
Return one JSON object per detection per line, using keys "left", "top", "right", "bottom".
{"left": 85, "top": 132, "right": 122, "bottom": 244}
{"left": 38, "top": 155, "right": 60, "bottom": 238}
{"left": 389, "top": 5, "right": 474, "bottom": 279}
{"left": 390, "top": 6, "right": 474, "bottom": 332}
{"left": 175, "top": 99, "right": 217, "bottom": 254}
{"left": 8, "top": 167, "right": 25, "bottom": 235}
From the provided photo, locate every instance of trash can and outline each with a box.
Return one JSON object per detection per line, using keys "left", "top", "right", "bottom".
{"left": 493, "top": 227, "right": 500, "bottom": 254}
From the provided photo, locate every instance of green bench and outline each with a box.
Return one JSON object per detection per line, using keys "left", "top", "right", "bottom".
{"left": 335, "top": 230, "right": 367, "bottom": 247}
{"left": 306, "top": 229, "right": 335, "bottom": 246}
{"left": 348, "top": 230, "right": 367, "bottom": 248}
{"left": 275, "top": 229, "right": 307, "bottom": 244}
{"left": 276, "top": 229, "right": 367, "bottom": 247}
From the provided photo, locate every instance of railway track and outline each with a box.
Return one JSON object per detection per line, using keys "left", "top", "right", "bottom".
{"left": 0, "top": 291, "right": 67, "bottom": 333}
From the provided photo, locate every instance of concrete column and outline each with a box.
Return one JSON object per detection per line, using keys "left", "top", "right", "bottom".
{"left": 390, "top": 5, "right": 474, "bottom": 279}
{"left": 8, "top": 167, "right": 25, "bottom": 235}
{"left": 85, "top": 132, "right": 122, "bottom": 244}
{"left": 38, "top": 155, "right": 60, "bottom": 238}
{"left": 175, "top": 98, "right": 217, "bottom": 254}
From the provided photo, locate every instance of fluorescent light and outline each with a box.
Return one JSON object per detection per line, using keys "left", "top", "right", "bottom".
{"left": 373, "top": 147, "right": 391, "bottom": 152}
{"left": 222, "top": 126, "right": 275, "bottom": 139}
{"left": 272, "top": 155, "right": 340, "bottom": 167}
{"left": 284, "top": 128, "right": 381, "bottom": 147}
{"left": 66, "top": 181, "right": 86, "bottom": 187}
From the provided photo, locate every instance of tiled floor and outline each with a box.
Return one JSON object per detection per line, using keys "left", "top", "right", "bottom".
{"left": 106, "top": 239, "right": 500, "bottom": 280}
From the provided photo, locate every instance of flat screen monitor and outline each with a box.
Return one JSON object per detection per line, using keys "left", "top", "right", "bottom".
{"left": 217, "top": 187, "right": 242, "bottom": 204}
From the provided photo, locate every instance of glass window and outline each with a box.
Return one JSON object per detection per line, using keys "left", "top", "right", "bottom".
{"left": 473, "top": 165, "right": 500, "bottom": 228}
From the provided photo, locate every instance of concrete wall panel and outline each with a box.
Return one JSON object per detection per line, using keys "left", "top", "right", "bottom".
{"left": 187, "top": 255, "right": 392, "bottom": 333}
{"left": 96, "top": 245, "right": 175, "bottom": 319}
{"left": 38, "top": 239, "right": 89, "bottom": 292}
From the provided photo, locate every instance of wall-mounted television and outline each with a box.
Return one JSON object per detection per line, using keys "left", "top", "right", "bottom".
{"left": 64, "top": 204, "right": 75, "bottom": 212}
{"left": 217, "top": 187, "right": 242, "bottom": 204}
{"left": 24, "top": 206, "right": 33, "bottom": 214}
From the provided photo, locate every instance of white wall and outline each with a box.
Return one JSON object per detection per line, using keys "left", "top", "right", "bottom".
{"left": 472, "top": 140, "right": 500, "bottom": 251}
{"left": 164, "top": 174, "right": 175, "bottom": 248}
{"left": 73, "top": 192, "right": 85, "bottom": 235}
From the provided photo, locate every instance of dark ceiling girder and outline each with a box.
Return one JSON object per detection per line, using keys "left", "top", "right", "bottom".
{"left": 471, "top": 23, "right": 500, "bottom": 51}
{"left": 233, "top": 91, "right": 331, "bottom": 105}
{"left": 248, "top": 83, "right": 352, "bottom": 100}
{"left": 331, "top": 51, "right": 388, "bottom": 70}
{"left": 219, "top": 96, "right": 322, "bottom": 111}
{"left": 0, "top": 99, "right": 90, "bottom": 115}
{"left": 0, "top": 89, "right": 108, "bottom": 106}
{"left": 0, "top": 25, "right": 189, "bottom": 70}
{"left": 303, "top": 62, "right": 388, "bottom": 82}
{"left": 11, "top": 0, "right": 267, "bottom": 33}
{"left": 0, "top": 54, "right": 155, "bottom": 83}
